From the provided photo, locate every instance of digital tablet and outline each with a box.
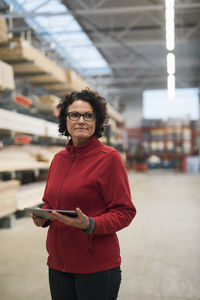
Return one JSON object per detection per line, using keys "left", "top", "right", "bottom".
{"left": 24, "top": 207, "right": 78, "bottom": 219}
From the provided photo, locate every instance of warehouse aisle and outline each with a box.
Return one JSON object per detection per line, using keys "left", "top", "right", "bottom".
{"left": 0, "top": 171, "right": 200, "bottom": 300}
{"left": 118, "top": 171, "right": 200, "bottom": 300}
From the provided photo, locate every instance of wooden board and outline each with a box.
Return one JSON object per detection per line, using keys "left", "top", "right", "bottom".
{"left": 13, "top": 62, "right": 46, "bottom": 74}
{"left": 0, "top": 60, "right": 15, "bottom": 90}
{"left": 37, "top": 94, "right": 59, "bottom": 113}
{"left": 66, "top": 69, "right": 90, "bottom": 91}
{"left": 0, "top": 147, "right": 50, "bottom": 172}
{"left": 0, "top": 180, "right": 20, "bottom": 218}
{"left": 0, "top": 37, "right": 68, "bottom": 83}
{"left": 43, "top": 82, "right": 69, "bottom": 91}
{"left": 27, "top": 74, "right": 64, "bottom": 84}
{"left": 0, "top": 18, "right": 8, "bottom": 43}
{"left": 0, "top": 108, "right": 64, "bottom": 139}
{"left": 17, "top": 181, "right": 45, "bottom": 210}
{"left": 0, "top": 145, "right": 63, "bottom": 173}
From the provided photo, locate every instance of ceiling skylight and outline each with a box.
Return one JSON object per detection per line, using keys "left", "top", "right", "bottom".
{"left": 6, "top": 0, "right": 111, "bottom": 75}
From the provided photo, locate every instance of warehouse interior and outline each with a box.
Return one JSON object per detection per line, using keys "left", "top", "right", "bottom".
{"left": 0, "top": 1, "right": 200, "bottom": 300}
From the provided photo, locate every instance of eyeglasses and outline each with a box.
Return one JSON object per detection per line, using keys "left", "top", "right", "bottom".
{"left": 67, "top": 111, "right": 95, "bottom": 122}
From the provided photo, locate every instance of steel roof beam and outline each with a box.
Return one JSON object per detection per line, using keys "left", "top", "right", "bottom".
{"left": 73, "top": 0, "right": 89, "bottom": 9}
{"left": 87, "top": 76, "right": 168, "bottom": 85}
{"left": 184, "top": 22, "right": 200, "bottom": 39}
{"left": 62, "top": 39, "right": 186, "bottom": 48}
{"left": 106, "top": 88, "right": 146, "bottom": 95}
{"left": 3, "top": 3, "right": 200, "bottom": 19}
{"left": 29, "top": 0, "right": 49, "bottom": 12}
{"left": 116, "top": 15, "right": 144, "bottom": 40}
{"left": 93, "top": 0, "right": 108, "bottom": 9}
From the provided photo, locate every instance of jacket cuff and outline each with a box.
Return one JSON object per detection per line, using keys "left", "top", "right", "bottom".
{"left": 82, "top": 217, "right": 95, "bottom": 234}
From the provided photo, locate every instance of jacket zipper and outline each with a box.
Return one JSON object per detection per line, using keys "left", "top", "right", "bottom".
{"left": 55, "top": 150, "right": 76, "bottom": 271}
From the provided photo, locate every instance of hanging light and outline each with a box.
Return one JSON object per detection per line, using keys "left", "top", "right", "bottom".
{"left": 167, "top": 53, "right": 175, "bottom": 75}
{"left": 167, "top": 75, "right": 175, "bottom": 100}
{"left": 165, "top": 0, "right": 175, "bottom": 51}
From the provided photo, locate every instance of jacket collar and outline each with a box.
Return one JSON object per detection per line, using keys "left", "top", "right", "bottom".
{"left": 66, "top": 135, "right": 99, "bottom": 153}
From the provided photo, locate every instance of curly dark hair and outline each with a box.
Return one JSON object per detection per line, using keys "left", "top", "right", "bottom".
{"left": 57, "top": 88, "right": 109, "bottom": 138}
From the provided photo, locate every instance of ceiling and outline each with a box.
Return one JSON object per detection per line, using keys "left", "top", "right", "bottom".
{"left": 1, "top": 0, "right": 200, "bottom": 107}
{"left": 62, "top": 0, "right": 200, "bottom": 101}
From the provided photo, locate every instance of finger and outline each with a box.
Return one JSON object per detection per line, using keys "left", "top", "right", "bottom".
{"left": 76, "top": 207, "right": 83, "bottom": 217}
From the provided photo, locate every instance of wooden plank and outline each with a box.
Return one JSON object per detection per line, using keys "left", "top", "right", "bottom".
{"left": 0, "top": 18, "right": 8, "bottom": 43}
{"left": 0, "top": 180, "right": 20, "bottom": 218}
{"left": 27, "top": 74, "right": 63, "bottom": 84}
{"left": 17, "top": 181, "right": 45, "bottom": 210}
{"left": 0, "top": 60, "right": 15, "bottom": 90}
{"left": 107, "top": 103, "right": 124, "bottom": 123}
{"left": 0, "top": 108, "right": 46, "bottom": 136}
{"left": 0, "top": 38, "right": 68, "bottom": 83}
{"left": 12, "top": 62, "right": 45, "bottom": 74}
{"left": 43, "top": 82, "right": 69, "bottom": 91}
{"left": 37, "top": 95, "right": 59, "bottom": 113}
{"left": 0, "top": 108, "right": 64, "bottom": 139}
{"left": 0, "top": 145, "right": 63, "bottom": 173}
{"left": 66, "top": 69, "right": 90, "bottom": 91}
{"left": 0, "top": 146, "right": 49, "bottom": 172}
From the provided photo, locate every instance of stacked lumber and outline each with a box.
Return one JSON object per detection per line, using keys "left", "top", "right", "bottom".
{"left": 0, "top": 37, "right": 68, "bottom": 83}
{"left": 107, "top": 103, "right": 124, "bottom": 124}
{"left": 25, "top": 145, "right": 62, "bottom": 162}
{"left": 0, "top": 146, "right": 50, "bottom": 173}
{"left": 17, "top": 181, "right": 45, "bottom": 210}
{"left": 0, "top": 144, "right": 63, "bottom": 173}
{"left": 0, "top": 60, "right": 15, "bottom": 90}
{"left": 42, "top": 82, "right": 69, "bottom": 95}
{"left": 0, "top": 37, "right": 92, "bottom": 96}
{"left": 0, "top": 180, "right": 20, "bottom": 218}
{"left": 0, "top": 18, "right": 8, "bottom": 43}
{"left": 0, "top": 108, "right": 46, "bottom": 136}
{"left": 66, "top": 69, "right": 90, "bottom": 91}
{"left": 43, "top": 69, "right": 91, "bottom": 96}
{"left": 0, "top": 108, "right": 64, "bottom": 139}
{"left": 37, "top": 94, "right": 59, "bottom": 113}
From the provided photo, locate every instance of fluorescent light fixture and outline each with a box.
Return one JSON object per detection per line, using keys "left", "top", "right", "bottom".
{"left": 167, "top": 75, "right": 175, "bottom": 100}
{"left": 166, "top": 27, "right": 174, "bottom": 51}
{"left": 165, "top": 0, "right": 175, "bottom": 51}
{"left": 167, "top": 53, "right": 175, "bottom": 75}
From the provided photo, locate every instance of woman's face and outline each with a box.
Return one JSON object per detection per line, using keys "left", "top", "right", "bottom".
{"left": 66, "top": 100, "right": 96, "bottom": 146}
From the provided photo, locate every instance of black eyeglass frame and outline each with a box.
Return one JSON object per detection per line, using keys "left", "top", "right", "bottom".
{"left": 66, "top": 111, "right": 96, "bottom": 122}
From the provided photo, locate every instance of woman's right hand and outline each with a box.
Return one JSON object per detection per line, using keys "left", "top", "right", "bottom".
{"left": 31, "top": 214, "right": 47, "bottom": 227}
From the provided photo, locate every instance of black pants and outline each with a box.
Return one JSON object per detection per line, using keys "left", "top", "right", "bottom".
{"left": 49, "top": 267, "right": 121, "bottom": 300}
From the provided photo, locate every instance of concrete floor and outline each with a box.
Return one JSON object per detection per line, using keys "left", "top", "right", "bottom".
{"left": 0, "top": 170, "right": 200, "bottom": 300}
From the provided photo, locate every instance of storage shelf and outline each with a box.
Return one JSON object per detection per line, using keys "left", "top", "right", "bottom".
{"left": 0, "top": 108, "right": 65, "bottom": 140}
{"left": 127, "top": 125, "right": 195, "bottom": 170}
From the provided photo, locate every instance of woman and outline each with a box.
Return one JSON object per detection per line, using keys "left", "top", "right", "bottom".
{"left": 32, "top": 88, "right": 136, "bottom": 300}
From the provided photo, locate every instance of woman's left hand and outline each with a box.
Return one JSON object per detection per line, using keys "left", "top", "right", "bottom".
{"left": 47, "top": 207, "right": 89, "bottom": 230}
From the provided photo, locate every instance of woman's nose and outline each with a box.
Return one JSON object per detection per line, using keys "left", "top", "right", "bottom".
{"left": 78, "top": 116, "right": 85, "bottom": 123}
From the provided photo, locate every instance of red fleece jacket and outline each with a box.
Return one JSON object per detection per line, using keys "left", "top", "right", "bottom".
{"left": 42, "top": 135, "right": 136, "bottom": 274}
